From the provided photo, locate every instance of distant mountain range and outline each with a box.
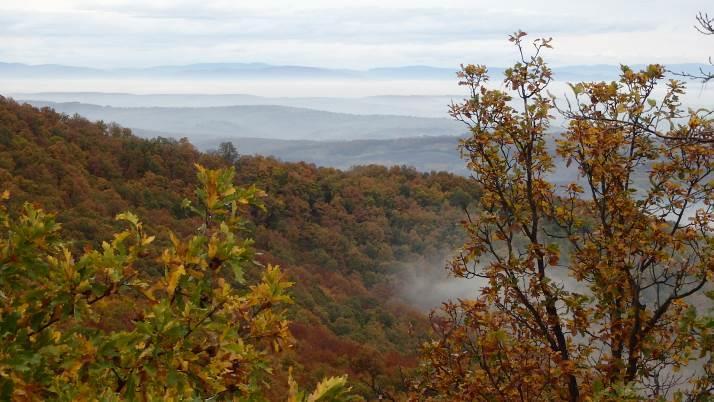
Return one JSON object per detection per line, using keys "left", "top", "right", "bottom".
{"left": 0, "top": 62, "right": 457, "bottom": 80}
{"left": 14, "top": 100, "right": 574, "bottom": 179}
{"left": 2, "top": 61, "right": 711, "bottom": 81}
{"left": 24, "top": 100, "right": 465, "bottom": 141}
{"left": 16, "top": 99, "right": 472, "bottom": 173}
{"left": 13, "top": 93, "right": 459, "bottom": 117}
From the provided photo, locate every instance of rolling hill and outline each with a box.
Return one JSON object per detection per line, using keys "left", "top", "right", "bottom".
{"left": 23, "top": 100, "right": 466, "bottom": 141}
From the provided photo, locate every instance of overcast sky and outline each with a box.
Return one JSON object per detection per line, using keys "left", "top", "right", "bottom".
{"left": 0, "top": 0, "right": 711, "bottom": 69}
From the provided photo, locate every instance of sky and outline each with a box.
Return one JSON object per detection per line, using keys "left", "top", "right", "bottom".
{"left": 0, "top": 0, "right": 711, "bottom": 69}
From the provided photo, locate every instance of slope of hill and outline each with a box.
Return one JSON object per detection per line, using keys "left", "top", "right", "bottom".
{"left": 0, "top": 97, "right": 479, "bottom": 398}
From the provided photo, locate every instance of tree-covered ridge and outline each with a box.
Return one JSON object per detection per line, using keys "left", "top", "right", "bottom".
{"left": 0, "top": 96, "right": 477, "bottom": 399}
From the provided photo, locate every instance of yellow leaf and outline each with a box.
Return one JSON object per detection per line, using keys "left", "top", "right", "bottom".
{"left": 142, "top": 235, "right": 155, "bottom": 246}
{"left": 222, "top": 187, "right": 236, "bottom": 197}
{"left": 140, "top": 286, "right": 158, "bottom": 302}
{"left": 208, "top": 238, "right": 218, "bottom": 259}
{"left": 307, "top": 375, "right": 350, "bottom": 402}
{"left": 167, "top": 265, "right": 186, "bottom": 297}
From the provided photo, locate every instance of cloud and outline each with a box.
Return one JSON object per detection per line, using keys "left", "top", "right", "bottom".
{"left": 0, "top": 0, "right": 709, "bottom": 68}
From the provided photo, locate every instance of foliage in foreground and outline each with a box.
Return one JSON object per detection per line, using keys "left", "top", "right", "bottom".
{"left": 414, "top": 32, "right": 713, "bottom": 401}
{"left": 0, "top": 165, "right": 354, "bottom": 400}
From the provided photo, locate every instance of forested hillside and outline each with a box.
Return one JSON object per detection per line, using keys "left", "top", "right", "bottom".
{"left": 0, "top": 96, "right": 478, "bottom": 398}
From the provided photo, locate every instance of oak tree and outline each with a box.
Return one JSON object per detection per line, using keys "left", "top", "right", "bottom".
{"left": 415, "top": 32, "right": 713, "bottom": 401}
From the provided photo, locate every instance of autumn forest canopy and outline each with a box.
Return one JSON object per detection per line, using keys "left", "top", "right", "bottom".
{"left": 1, "top": 23, "right": 713, "bottom": 402}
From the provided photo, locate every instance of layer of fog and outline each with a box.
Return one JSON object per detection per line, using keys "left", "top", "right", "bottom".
{"left": 2, "top": 78, "right": 462, "bottom": 98}
{"left": 399, "top": 251, "right": 591, "bottom": 312}
{"left": 11, "top": 92, "right": 460, "bottom": 119}
{"left": 5, "top": 78, "right": 713, "bottom": 114}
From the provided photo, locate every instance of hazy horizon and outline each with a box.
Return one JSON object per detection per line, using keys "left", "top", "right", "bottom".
{"left": 1, "top": 1, "right": 711, "bottom": 69}
{"left": 3, "top": 1, "right": 711, "bottom": 99}
{"left": 3, "top": 60, "right": 711, "bottom": 98}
